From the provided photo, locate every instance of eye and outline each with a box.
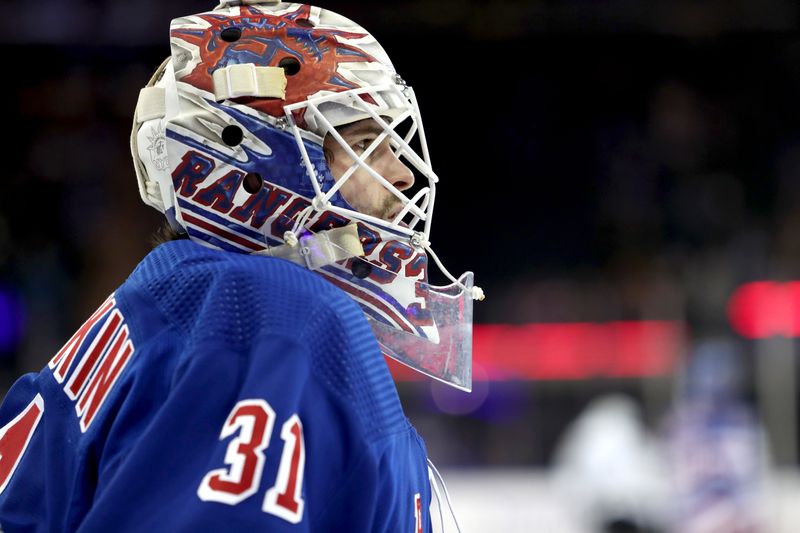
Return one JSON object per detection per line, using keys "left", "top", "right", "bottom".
{"left": 352, "top": 137, "right": 375, "bottom": 153}
{"left": 350, "top": 135, "right": 377, "bottom": 153}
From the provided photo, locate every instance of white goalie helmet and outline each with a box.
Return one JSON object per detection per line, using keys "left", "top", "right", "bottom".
{"left": 130, "top": 0, "right": 483, "bottom": 391}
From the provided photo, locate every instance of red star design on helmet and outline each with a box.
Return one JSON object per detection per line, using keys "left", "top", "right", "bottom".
{"left": 172, "top": 5, "right": 381, "bottom": 120}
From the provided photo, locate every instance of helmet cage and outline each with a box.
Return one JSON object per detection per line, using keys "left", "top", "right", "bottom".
{"left": 283, "top": 83, "right": 438, "bottom": 241}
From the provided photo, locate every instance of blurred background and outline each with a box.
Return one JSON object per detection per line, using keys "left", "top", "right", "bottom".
{"left": 3, "top": 0, "right": 800, "bottom": 531}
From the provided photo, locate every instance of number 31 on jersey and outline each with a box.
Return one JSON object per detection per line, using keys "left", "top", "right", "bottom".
{"left": 197, "top": 399, "right": 305, "bottom": 524}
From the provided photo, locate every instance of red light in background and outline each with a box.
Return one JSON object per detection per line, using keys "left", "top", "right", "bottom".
{"left": 387, "top": 321, "right": 684, "bottom": 382}
{"left": 387, "top": 281, "right": 800, "bottom": 382}
{"left": 727, "top": 282, "right": 800, "bottom": 339}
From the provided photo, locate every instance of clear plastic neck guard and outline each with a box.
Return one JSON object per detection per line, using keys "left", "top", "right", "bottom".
{"left": 279, "top": 220, "right": 476, "bottom": 392}
{"left": 369, "top": 266, "right": 475, "bottom": 392}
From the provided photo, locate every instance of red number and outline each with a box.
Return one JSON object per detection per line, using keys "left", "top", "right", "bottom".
{"left": 0, "top": 395, "right": 44, "bottom": 494}
{"left": 263, "top": 415, "right": 305, "bottom": 523}
{"left": 197, "top": 400, "right": 307, "bottom": 524}
{"left": 197, "top": 400, "right": 275, "bottom": 505}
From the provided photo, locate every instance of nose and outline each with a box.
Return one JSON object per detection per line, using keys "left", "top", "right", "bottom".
{"left": 384, "top": 149, "right": 415, "bottom": 192}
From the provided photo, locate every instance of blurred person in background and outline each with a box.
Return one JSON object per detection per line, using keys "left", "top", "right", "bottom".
{"left": 664, "top": 339, "right": 769, "bottom": 533}
{"left": 552, "top": 394, "right": 671, "bottom": 533}
{"left": 0, "top": 1, "right": 482, "bottom": 531}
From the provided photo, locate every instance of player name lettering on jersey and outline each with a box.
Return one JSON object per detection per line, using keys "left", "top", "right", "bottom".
{"left": 47, "top": 294, "right": 135, "bottom": 433}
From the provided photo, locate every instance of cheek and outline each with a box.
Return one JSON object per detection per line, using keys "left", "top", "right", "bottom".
{"left": 328, "top": 156, "right": 349, "bottom": 181}
{"left": 339, "top": 169, "right": 380, "bottom": 207}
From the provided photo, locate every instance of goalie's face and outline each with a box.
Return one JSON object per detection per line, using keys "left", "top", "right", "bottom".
{"left": 323, "top": 118, "right": 415, "bottom": 222}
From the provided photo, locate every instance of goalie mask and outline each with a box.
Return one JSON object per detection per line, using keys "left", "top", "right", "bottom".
{"left": 131, "top": 0, "right": 483, "bottom": 391}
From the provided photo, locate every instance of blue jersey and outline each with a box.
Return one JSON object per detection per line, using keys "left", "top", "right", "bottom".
{"left": 0, "top": 240, "right": 432, "bottom": 532}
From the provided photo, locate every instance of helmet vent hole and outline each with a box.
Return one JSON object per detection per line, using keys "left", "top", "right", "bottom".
{"left": 350, "top": 260, "right": 373, "bottom": 279}
{"left": 220, "top": 27, "right": 242, "bottom": 42}
{"left": 222, "top": 125, "right": 243, "bottom": 146}
{"left": 242, "top": 172, "right": 263, "bottom": 194}
{"left": 296, "top": 19, "right": 314, "bottom": 28}
{"left": 278, "top": 57, "right": 301, "bottom": 76}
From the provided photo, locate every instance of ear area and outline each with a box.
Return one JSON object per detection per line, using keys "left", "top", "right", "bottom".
{"left": 130, "top": 58, "right": 174, "bottom": 214}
